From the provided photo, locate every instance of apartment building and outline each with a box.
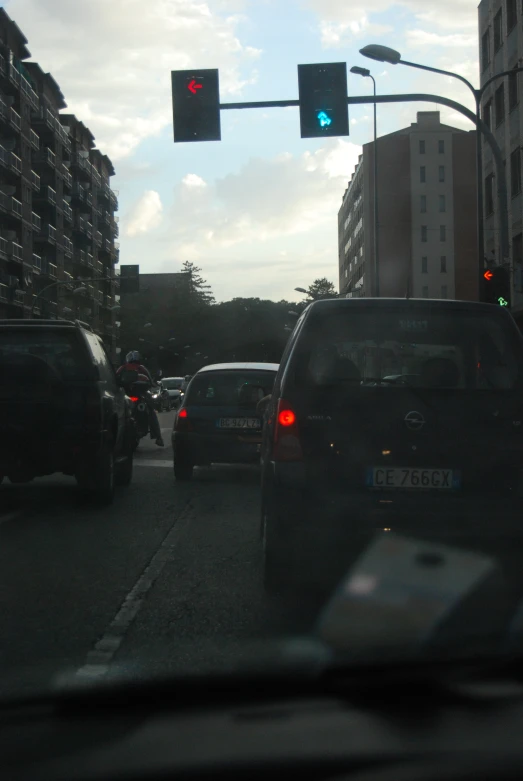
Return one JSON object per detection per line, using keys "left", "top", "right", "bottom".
{"left": 0, "top": 7, "right": 119, "bottom": 355}
{"left": 338, "top": 112, "right": 478, "bottom": 301}
{"left": 478, "top": 0, "right": 523, "bottom": 313}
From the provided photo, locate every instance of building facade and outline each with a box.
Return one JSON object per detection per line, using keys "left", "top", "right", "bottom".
{"left": 0, "top": 8, "right": 119, "bottom": 355}
{"left": 338, "top": 111, "right": 478, "bottom": 301}
{"left": 478, "top": 0, "right": 523, "bottom": 312}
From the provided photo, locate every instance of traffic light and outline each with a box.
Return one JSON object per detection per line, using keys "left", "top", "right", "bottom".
{"left": 171, "top": 69, "right": 221, "bottom": 142}
{"left": 482, "top": 265, "right": 511, "bottom": 307}
{"left": 297, "top": 62, "right": 349, "bottom": 139}
{"left": 120, "top": 264, "right": 140, "bottom": 294}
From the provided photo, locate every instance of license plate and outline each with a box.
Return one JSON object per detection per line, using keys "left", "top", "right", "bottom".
{"left": 366, "top": 467, "right": 460, "bottom": 490}
{"left": 218, "top": 417, "right": 261, "bottom": 429}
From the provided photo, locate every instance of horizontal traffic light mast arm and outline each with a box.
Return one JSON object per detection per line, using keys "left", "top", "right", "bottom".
{"left": 220, "top": 90, "right": 509, "bottom": 263}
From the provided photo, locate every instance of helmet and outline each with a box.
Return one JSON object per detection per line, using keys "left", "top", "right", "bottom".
{"left": 126, "top": 350, "right": 141, "bottom": 363}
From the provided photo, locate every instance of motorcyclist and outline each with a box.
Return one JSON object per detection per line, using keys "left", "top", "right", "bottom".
{"left": 117, "top": 351, "right": 164, "bottom": 447}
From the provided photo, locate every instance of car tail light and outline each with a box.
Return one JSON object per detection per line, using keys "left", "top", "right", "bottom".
{"left": 273, "top": 399, "right": 303, "bottom": 462}
{"left": 129, "top": 396, "right": 139, "bottom": 403}
{"left": 175, "top": 407, "right": 193, "bottom": 432}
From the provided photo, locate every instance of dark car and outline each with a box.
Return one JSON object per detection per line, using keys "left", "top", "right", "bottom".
{"left": 172, "top": 362, "right": 279, "bottom": 481}
{"left": 260, "top": 298, "right": 523, "bottom": 594}
{"left": 0, "top": 319, "right": 134, "bottom": 504}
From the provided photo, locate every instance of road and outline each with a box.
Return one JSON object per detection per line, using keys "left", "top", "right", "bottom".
{"left": 0, "top": 410, "right": 307, "bottom": 697}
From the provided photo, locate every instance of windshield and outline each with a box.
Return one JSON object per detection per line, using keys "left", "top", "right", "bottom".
{"left": 2, "top": 0, "right": 523, "bottom": 705}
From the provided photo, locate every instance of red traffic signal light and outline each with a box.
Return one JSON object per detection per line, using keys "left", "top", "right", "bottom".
{"left": 171, "top": 69, "right": 221, "bottom": 143}
{"left": 483, "top": 269, "right": 494, "bottom": 281}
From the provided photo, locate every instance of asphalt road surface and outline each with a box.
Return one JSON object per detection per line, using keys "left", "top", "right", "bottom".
{"left": 0, "top": 410, "right": 313, "bottom": 698}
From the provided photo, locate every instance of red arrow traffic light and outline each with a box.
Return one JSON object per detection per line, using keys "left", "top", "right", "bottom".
{"left": 188, "top": 79, "right": 203, "bottom": 94}
{"left": 483, "top": 269, "right": 493, "bottom": 281}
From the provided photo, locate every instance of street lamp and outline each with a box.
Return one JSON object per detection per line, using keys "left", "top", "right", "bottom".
{"left": 294, "top": 287, "right": 308, "bottom": 294}
{"left": 360, "top": 44, "right": 523, "bottom": 296}
{"left": 31, "top": 281, "right": 86, "bottom": 317}
{"left": 351, "top": 64, "right": 380, "bottom": 297}
{"left": 144, "top": 322, "right": 152, "bottom": 328}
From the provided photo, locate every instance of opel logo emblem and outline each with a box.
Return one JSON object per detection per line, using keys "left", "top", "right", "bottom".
{"left": 404, "top": 410, "right": 425, "bottom": 430}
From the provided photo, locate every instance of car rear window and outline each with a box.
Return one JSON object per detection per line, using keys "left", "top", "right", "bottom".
{"left": 186, "top": 371, "right": 277, "bottom": 406}
{"left": 163, "top": 379, "right": 183, "bottom": 390}
{"left": 0, "top": 330, "right": 90, "bottom": 381}
{"left": 288, "top": 308, "right": 523, "bottom": 391}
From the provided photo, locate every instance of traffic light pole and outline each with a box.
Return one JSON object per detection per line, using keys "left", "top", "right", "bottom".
{"left": 220, "top": 91, "right": 510, "bottom": 287}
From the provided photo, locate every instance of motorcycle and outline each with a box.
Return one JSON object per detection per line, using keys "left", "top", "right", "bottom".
{"left": 119, "top": 369, "right": 157, "bottom": 449}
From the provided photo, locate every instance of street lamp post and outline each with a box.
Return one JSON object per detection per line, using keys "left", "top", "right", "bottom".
{"left": 31, "top": 281, "right": 86, "bottom": 317}
{"left": 360, "top": 44, "right": 523, "bottom": 300}
{"left": 350, "top": 65, "right": 379, "bottom": 297}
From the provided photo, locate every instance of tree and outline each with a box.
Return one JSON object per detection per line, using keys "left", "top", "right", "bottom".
{"left": 306, "top": 277, "right": 337, "bottom": 301}
{"left": 182, "top": 261, "right": 215, "bottom": 306}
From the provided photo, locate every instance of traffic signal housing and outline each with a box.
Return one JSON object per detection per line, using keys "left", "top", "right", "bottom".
{"left": 297, "top": 62, "right": 349, "bottom": 139}
{"left": 120, "top": 264, "right": 140, "bottom": 294}
{"left": 483, "top": 265, "right": 511, "bottom": 307}
{"left": 171, "top": 69, "right": 221, "bottom": 142}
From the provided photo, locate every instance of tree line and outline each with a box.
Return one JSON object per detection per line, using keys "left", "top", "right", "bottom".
{"left": 118, "top": 261, "right": 337, "bottom": 376}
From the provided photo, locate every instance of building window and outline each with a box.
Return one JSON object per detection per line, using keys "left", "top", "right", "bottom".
{"left": 420, "top": 194, "right": 427, "bottom": 213}
{"left": 440, "top": 225, "right": 446, "bottom": 242}
{"left": 421, "top": 225, "right": 428, "bottom": 242}
{"left": 495, "top": 84, "right": 505, "bottom": 125}
{"left": 511, "top": 147, "right": 522, "bottom": 197}
{"left": 419, "top": 139, "right": 425, "bottom": 154}
{"left": 509, "top": 68, "right": 519, "bottom": 111}
{"left": 438, "top": 140, "right": 445, "bottom": 154}
{"left": 507, "top": 0, "right": 517, "bottom": 33}
{"left": 485, "top": 173, "right": 495, "bottom": 215}
{"left": 421, "top": 256, "right": 428, "bottom": 273}
{"left": 439, "top": 194, "right": 446, "bottom": 212}
{"left": 440, "top": 256, "right": 447, "bottom": 273}
{"left": 494, "top": 8, "right": 503, "bottom": 51}
{"left": 441, "top": 285, "right": 448, "bottom": 299}
{"left": 439, "top": 165, "right": 445, "bottom": 182}
{"left": 420, "top": 166, "right": 426, "bottom": 183}
{"left": 422, "top": 286, "right": 429, "bottom": 298}
{"left": 484, "top": 100, "right": 492, "bottom": 130}
{"left": 482, "top": 29, "right": 490, "bottom": 71}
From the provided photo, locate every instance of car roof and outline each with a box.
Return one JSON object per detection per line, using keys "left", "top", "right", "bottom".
{"left": 306, "top": 297, "right": 510, "bottom": 314}
{"left": 162, "top": 377, "right": 184, "bottom": 382}
{"left": 196, "top": 362, "right": 280, "bottom": 374}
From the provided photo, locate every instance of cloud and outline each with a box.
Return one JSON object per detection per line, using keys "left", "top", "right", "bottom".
{"left": 124, "top": 190, "right": 163, "bottom": 237}
{"left": 6, "top": 0, "right": 261, "bottom": 160}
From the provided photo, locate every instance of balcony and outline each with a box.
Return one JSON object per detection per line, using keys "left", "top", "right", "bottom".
{"left": 10, "top": 151, "right": 21, "bottom": 174}
{"left": 36, "top": 184, "right": 56, "bottom": 205}
{"left": 63, "top": 202, "right": 73, "bottom": 222}
{"left": 91, "top": 168, "right": 101, "bottom": 188}
{"left": 9, "top": 106, "right": 21, "bottom": 132}
{"left": 0, "top": 54, "right": 6, "bottom": 77}
{"left": 30, "top": 169, "right": 40, "bottom": 191}
{"left": 0, "top": 236, "right": 7, "bottom": 258}
{"left": 29, "top": 128, "right": 39, "bottom": 151}
{"left": 7, "top": 240, "right": 23, "bottom": 261}
{"left": 63, "top": 236, "right": 73, "bottom": 256}
{"left": 41, "top": 258, "right": 57, "bottom": 279}
{"left": 32, "top": 252, "right": 41, "bottom": 272}
{"left": 0, "top": 283, "right": 7, "bottom": 302}
{"left": 35, "top": 223, "right": 57, "bottom": 244}
{"left": 0, "top": 96, "right": 7, "bottom": 122}
{"left": 87, "top": 252, "right": 94, "bottom": 268}
{"left": 34, "top": 147, "right": 56, "bottom": 169}
{"left": 96, "top": 259, "right": 103, "bottom": 274}
{"left": 9, "top": 196, "right": 22, "bottom": 219}
{"left": 32, "top": 106, "right": 55, "bottom": 131}
{"left": 97, "top": 182, "right": 118, "bottom": 210}
{"left": 71, "top": 153, "right": 92, "bottom": 180}
{"left": 72, "top": 183, "right": 92, "bottom": 205}
{"left": 0, "top": 145, "right": 9, "bottom": 170}
{"left": 94, "top": 230, "right": 102, "bottom": 246}
{"left": 20, "top": 74, "right": 39, "bottom": 110}
{"left": 63, "top": 271, "right": 73, "bottom": 284}
{"left": 62, "top": 166, "right": 72, "bottom": 190}
{"left": 32, "top": 211, "right": 41, "bottom": 231}
{"left": 8, "top": 63, "right": 20, "bottom": 89}
{"left": 12, "top": 289, "right": 25, "bottom": 306}
{"left": 73, "top": 248, "right": 88, "bottom": 267}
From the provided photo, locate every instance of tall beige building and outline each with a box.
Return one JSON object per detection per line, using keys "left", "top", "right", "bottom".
{"left": 338, "top": 112, "right": 478, "bottom": 301}
{"left": 478, "top": 0, "right": 523, "bottom": 315}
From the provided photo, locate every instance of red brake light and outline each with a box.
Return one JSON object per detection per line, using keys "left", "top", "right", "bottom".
{"left": 178, "top": 408, "right": 188, "bottom": 418}
{"left": 129, "top": 396, "right": 139, "bottom": 403}
{"left": 175, "top": 406, "right": 192, "bottom": 432}
{"left": 273, "top": 399, "right": 303, "bottom": 462}
{"left": 278, "top": 408, "right": 296, "bottom": 427}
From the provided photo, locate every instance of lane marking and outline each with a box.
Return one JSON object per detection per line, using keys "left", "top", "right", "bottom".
{"left": 134, "top": 459, "right": 173, "bottom": 468}
{"left": 74, "top": 502, "right": 193, "bottom": 680}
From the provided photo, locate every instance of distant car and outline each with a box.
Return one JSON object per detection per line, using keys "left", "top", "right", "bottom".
{"left": 172, "top": 362, "right": 279, "bottom": 480}
{"left": 260, "top": 297, "right": 523, "bottom": 594}
{"left": 160, "top": 377, "right": 185, "bottom": 409}
{"left": 0, "top": 319, "right": 134, "bottom": 504}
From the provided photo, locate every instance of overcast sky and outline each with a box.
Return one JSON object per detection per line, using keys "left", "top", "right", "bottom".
{"left": 3, "top": 0, "right": 479, "bottom": 302}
